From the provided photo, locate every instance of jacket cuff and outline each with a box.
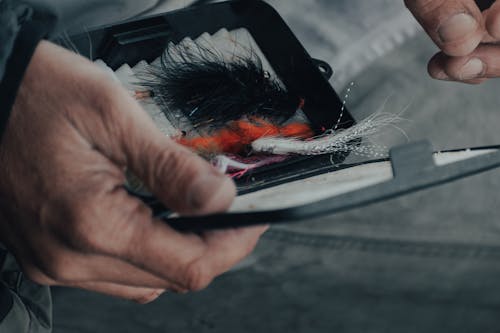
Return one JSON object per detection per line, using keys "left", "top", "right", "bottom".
{"left": 0, "top": 2, "right": 57, "bottom": 140}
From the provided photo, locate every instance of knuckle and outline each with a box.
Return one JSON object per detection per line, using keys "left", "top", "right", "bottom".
{"left": 66, "top": 217, "right": 94, "bottom": 248}
{"left": 60, "top": 193, "right": 142, "bottom": 257}
{"left": 38, "top": 253, "right": 76, "bottom": 282}
{"left": 63, "top": 199, "right": 105, "bottom": 252}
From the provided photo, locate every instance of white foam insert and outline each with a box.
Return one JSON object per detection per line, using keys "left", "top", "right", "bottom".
{"left": 114, "top": 64, "right": 141, "bottom": 91}
{"left": 96, "top": 61, "right": 177, "bottom": 136}
{"left": 100, "top": 28, "right": 300, "bottom": 139}
{"left": 93, "top": 59, "right": 119, "bottom": 82}
{"left": 132, "top": 60, "right": 149, "bottom": 73}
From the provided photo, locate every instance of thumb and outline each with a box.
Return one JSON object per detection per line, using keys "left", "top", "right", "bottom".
{"left": 484, "top": 1, "right": 500, "bottom": 39}
{"left": 404, "top": 0, "right": 484, "bottom": 56}
{"left": 102, "top": 84, "right": 236, "bottom": 216}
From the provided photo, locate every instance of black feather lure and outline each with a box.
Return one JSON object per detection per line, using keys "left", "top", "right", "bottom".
{"left": 140, "top": 41, "right": 301, "bottom": 130}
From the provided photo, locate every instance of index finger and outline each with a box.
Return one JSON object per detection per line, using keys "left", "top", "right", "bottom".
{"left": 405, "top": 0, "right": 485, "bottom": 56}
{"left": 94, "top": 190, "right": 268, "bottom": 292}
{"left": 124, "top": 217, "right": 268, "bottom": 292}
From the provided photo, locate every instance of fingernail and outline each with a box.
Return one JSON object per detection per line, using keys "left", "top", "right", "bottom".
{"left": 188, "top": 171, "right": 233, "bottom": 210}
{"left": 438, "top": 13, "right": 478, "bottom": 43}
{"left": 459, "top": 58, "right": 484, "bottom": 80}
{"left": 434, "top": 70, "right": 450, "bottom": 80}
{"left": 154, "top": 289, "right": 165, "bottom": 297}
{"left": 137, "top": 290, "right": 163, "bottom": 304}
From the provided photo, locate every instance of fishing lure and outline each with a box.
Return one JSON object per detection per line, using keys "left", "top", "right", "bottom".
{"left": 140, "top": 41, "right": 303, "bottom": 131}
{"left": 132, "top": 35, "right": 403, "bottom": 160}
{"left": 213, "top": 154, "right": 290, "bottom": 178}
{"left": 251, "top": 112, "right": 403, "bottom": 157}
{"left": 177, "top": 117, "right": 313, "bottom": 154}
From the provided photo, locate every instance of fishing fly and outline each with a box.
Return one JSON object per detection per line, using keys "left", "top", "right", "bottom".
{"left": 140, "top": 41, "right": 303, "bottom": 131}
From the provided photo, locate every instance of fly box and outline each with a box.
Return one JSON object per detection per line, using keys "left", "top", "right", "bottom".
{"left": 65, "top": 0, "right": 500, "bottom": 231}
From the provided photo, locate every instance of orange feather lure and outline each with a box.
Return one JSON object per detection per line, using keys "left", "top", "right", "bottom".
{"left": 177, "top": 118, "right": 313, "bottom": 154}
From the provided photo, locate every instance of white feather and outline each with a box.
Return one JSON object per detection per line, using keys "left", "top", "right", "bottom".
{"left": 251, "top": 112, "right": 404, "bottom": 157}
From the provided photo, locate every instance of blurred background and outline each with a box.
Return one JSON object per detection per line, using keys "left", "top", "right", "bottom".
{"left": 53, "top": 1, "right": 500, "bottom": 332}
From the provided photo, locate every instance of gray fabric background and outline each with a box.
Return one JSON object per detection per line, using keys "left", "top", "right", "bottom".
{"left": 49, "top": 1, "right": 500, "bottom": 332}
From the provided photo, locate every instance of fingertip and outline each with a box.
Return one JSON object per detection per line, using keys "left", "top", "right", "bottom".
{"left": 441, "top": 56, "right": 485, "bottom": 81}
{"left": 437, "top": 13, "right": 484, "bottom": 56}
{"left": 457, "top": 57, "right": 486, "bottom": 80}
{"left": 186, "top": 173, "right": 236, "bottom": 216}
{"left": 132, "top": 138, "right": 236, "bottom": 215}
{"left": 232, "top": 224, "right": 270, "bottom": 239}
{"left": 135, "top": 289, "right": 165, "bottom": 304}
{"left": 440, "top": 32, "right": 483, "bottom": 57}
{"left": 485, "top": 17, "right": 500, "bottom": 39}
{"left": 428, "top": 66, "right": 451, "bottom": 81}
{"left": 485, "top": 2, "right": 500, "bottom": 39}
{"left": 236, "top": 225, "right": 270, "bottom": 248}
{"left": 405, "top": 1, "right": 485, "bottom": 56}
{"left": 428, "top": 53, "right": 450, "bottom": 80}
{"left": 428, "top": 50, "right": 488, "bottom": 82}
{"left": 252, "top": 224, "right": 270, "bottom": 237}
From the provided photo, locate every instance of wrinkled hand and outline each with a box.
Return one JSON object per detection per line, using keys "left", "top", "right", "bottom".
{"left": 405, "top": 0, "right": 500, "bottom": 83}
{"left": 0, "top": 41, "right": 267, "bottom": 303}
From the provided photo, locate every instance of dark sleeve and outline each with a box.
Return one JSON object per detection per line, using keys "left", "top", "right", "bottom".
{"left": 0, "top": 0, "right": 57, "bottom": 140}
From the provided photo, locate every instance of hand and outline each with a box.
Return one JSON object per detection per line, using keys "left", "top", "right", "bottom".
{"left": 405, "top": 0, "right": 500, "bottom": 83}
{"left": 0, "top": 41, "right": 267, "bottom": 303}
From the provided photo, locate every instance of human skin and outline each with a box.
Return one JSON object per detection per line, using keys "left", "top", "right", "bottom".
{"left": 0, "top": 41, "right": 267, "bottom": 304}
{"left": 405, "top": 0, "right": 500, "bottom": 83}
